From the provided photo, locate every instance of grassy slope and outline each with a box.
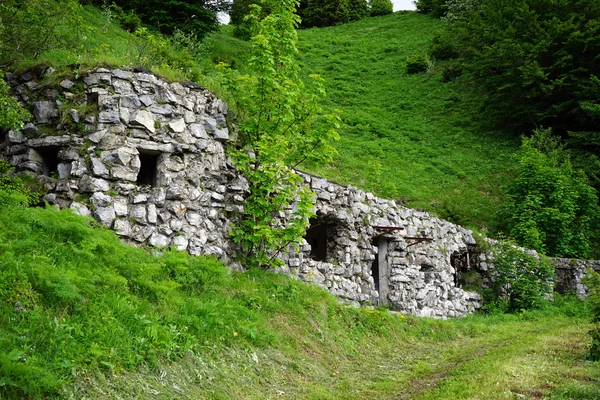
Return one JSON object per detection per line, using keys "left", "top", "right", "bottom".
{"left": 294, "top": 12, "right": 519, "bottom": 229}
{"left": 0, "top": 201, "right": 598, "bottom": 399}
{"left": 3, "top": 6, "right": 599, "bottom": 399}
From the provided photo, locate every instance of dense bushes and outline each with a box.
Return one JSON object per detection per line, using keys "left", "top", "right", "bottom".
{"left": 369, "top": 0, "right": 393, "bottom": 16}
{"left": 498, "top": 129, "right": 600, "bottom": 258}
{"left": 231, "top": 0, "right": 378, "bottom": 32}
{"left": 82, "top": 0, "right": 220, "bottom": 38}
{"left": 425, "top": 0, "right": 600, "bottom": 153}
{"left": 297, "top": 0, "right": 368, "bottom": 28}
{"left": 484, "top": 241, "right": 554, "bottom": 313}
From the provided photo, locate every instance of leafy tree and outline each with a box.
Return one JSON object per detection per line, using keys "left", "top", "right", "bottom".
{"left": 431, "top": 0, "right": 600, "bottom": 143}
{"left": 222, "top": 0, "right": 339, "bottom": 269}
{"left": 415, "top": 0, "right": 449, "bottom": 17}
{"left": 83, "top": 0, "right": 220, "bottom": 38}
{"left": 369, "top": 0, "right": 393, "bottom": 17}
{"left": 498, "top": 129, "right": 600, "bottom": 258}
{"left": 297, "top": 0, "right": 368, "bottom": 28}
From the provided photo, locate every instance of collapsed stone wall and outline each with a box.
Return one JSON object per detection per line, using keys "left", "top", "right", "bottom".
{"left": 6, "top": 67, "right": 593, "bottom": 318}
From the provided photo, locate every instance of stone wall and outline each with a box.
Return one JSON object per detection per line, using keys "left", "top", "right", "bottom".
{"left": 553, "top": 258, "right": 600, "bottom": 298}
{"left": 4, "top": 67, "right": 247, "bottom": 262}
{"left": 5, "top": 67, "right": 592, "bottom": 318}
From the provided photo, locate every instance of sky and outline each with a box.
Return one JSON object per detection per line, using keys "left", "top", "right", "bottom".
{"left": 392, "top": 0, "right": 416, "bottom": 11}
{"left": 218, "top": 1, "right": 416, "bottom": 24}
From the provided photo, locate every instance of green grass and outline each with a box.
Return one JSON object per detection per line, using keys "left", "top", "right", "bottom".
{"left": 0, "top": 199, "right": 599, "bottom": 399}
{"left": 292, "top": 12, "right": 520, "bottom": 229}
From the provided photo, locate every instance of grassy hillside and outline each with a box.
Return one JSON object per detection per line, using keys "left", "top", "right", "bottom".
{"left": 7, "top": 6, "right": 518, "bottom": 230}
{"left": 0, "top": 200, "right": 598, "bottom": 399}
{"left": 294, "top": 12, "right": 519, "bottom": 229}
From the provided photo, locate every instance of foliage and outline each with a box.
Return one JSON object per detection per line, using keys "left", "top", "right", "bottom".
{"left": 415, "top": 0, "right": 449, "bottom": 17}
{"left": 82, "top": 0, "right": 220, "bottom": 39}
{"left": 0, "top": 161, "right": 40, "bottom": 207}
{"left": 222, "top": 0, "right": 339, "bottom": 269}
{"left": 297, "top": 0, "right": 369, "bottom": 28}
{"left": 105, "top": 2, "right": 142, "bottom": 32}
{"left": 0, "top": 0, "right": 83, "bottom": 65}
{"left": 431, "top": 0, "right": 600, "bottom": 150}
{"left": 583, "top": 269, "right": 600, "bottom": 360}
{"left": 369, "top": 0, "right": 393, "bottom": 17}
{"left": 483, "top": 240, "right": 554, "bottom": 313}
{"left": 498, "top": 129, "right": 600, "bottom": 258}
{"left": 0, "top": 72, "right": 30, "bottom": 130}
{"left": 406, "top": 54, "right": 430, "bottom": 74}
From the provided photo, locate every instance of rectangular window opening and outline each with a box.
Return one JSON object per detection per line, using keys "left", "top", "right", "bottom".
{"left": 137, "top": 151, "right": 159, "bottom": 186}
{"left": 37, "top": 147, "right": 61, "bottom": 177}
{"left": 305, "top": 218, "right": 329, "bottom": 261}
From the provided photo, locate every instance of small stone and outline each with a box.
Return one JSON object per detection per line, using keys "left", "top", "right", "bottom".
{"left": 33, "top": 101, "right": 56, "bottom": 124}
{"left": 213, "top": 128, "right": 229, "bottom": 142}
{"left": 60, "top": 79, "right": 75, "bottom": 89}
{"left": 120, "top": 95, "right": 141, "bottom": 109}
{"left": 112, "top": 69, "right": 134, "bottom": 80}
{"left": 139, "top": 94, "right": 153, "bottom": 107}
{"left": 189, "top": 123, "right": 208, "bottom": 138}
{"left": 99, "top": 111, "right": 120, "bottom": 124}
{"left": 172, "top": 236, "right": 188, "bottom": 251}
{"left": 22, "top": 123, "right": 39, "bottom": 137}
{"left": 91, "top": 158, "right": 110, "bottom": 177}
{"left": 70, "top": 202, "right": 91, "bottom": 217}
{"left": 69, "top": 109, "right": 80, "bottom": 123}
{"left": 91, "top": 192, "right": 112, "bottom": 208}
{"left": 203, "top": 117, "right": 217, "bottom": 132}
{"left": 149, "top": 232, "right": 170, "bottom": 247}
{"left": 94, "top": 206, "right": 115, "bottom": 227}
{"left": 168, "top": 118, "right": 186, "bottom": 133}
{"left": 132, "top": 110, "right": 156, "bottom": 134}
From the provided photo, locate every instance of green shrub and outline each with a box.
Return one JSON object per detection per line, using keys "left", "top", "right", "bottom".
{"left": 369, "top": 0, "right": 393, "bottom": 16}
{"left": 582, "top": 269, "right": 600, "bottom": 360}
{"left": 441, "top": 62, "right": 462, "bottom": 82}
{"left": 484, "top": 240, "right": 554, "bottom": 313}
{"left": 298, "top": 0, "right": 368, "bottom": 28}
{"left": 415, "top": 0, "right": 448, "bottom": 17}
{"left": 498, "top": 129, "right": 600, "bottom": 258}
{"left": 0, "top": 161, "right": 39, "bottom": 207}
{"left": 428, "top": 30, "right": 460, "bottom": 60}
{"left": 406, "top": 54, "right": 430, "bottom": 74}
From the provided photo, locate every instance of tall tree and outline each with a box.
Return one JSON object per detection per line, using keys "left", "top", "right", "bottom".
{"left": 222, "top": 0, "right": 339, "bottom": 269}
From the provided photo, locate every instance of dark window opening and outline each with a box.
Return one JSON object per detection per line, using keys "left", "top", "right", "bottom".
{"left": 451, "top": 247, "right": 482, "bottom": 289}
{"left": 38, "top": 147, "right": 60, "bottom": 177}
{"left": 137, "top": 152, "right": 159, "bottom": 186}
{"left": 305, "top": 218, "right": 329, "bottom": 261}
{"left": 372, "top": 253, "right": 380, "bottom": 292}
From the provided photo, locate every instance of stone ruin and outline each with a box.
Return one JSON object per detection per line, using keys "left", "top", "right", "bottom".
{"left": 2, "top": 67, "right": 597, "bottom": 318}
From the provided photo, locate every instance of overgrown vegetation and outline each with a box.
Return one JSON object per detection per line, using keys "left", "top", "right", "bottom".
{"left": 498, "top": 129, "right": 600, "bottom": 258}
{"left": 583, "top": 269, "right": 600, "bottom": 361}
{"left": 418, "top": 0, "right": 600, "bottom": 186}
{"left": 483, "top": 240, "right": 554, "bottom": 313}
